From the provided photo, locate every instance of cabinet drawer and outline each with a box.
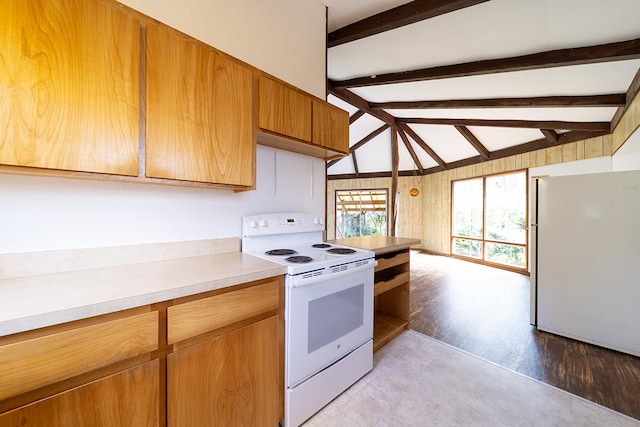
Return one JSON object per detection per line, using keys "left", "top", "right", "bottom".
{"left": 0, "top": 311, "right": 158, "bottom": 400}
{"left": 375, "top": 251, "right": 410, "bottom": 272}
{"left": 168, "top": 279, "right": 280, "bottom": 344}
{"left": 374, "top": 271, "right": 410, "bottom": 296}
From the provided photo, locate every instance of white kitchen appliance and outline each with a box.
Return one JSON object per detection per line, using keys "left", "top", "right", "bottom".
{"left": 532, "top": 170, "right": 640, "bottom": 357}
{"left": 242, "top": 213, "right": 375, "bottom": 427}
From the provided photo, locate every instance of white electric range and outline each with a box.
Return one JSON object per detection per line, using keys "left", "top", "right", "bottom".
{"left": 242, "top": 212, "right": 375, "bottom": 427}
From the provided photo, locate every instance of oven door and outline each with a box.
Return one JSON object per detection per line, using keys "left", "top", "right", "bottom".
{"left": 286, "top": 260, "right": 374, "bottom": 388}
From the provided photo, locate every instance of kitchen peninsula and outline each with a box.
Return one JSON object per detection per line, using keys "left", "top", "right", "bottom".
{"left": 328, "top": 236, "right": 421, "bottom": 351}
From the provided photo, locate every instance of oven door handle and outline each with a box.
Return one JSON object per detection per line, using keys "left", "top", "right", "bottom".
{"left": 289, "top": 259, "right": 377, "bottom": 287}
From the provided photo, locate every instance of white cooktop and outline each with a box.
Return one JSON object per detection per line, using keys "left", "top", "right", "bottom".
{"left": 241, "top": 213, "right": 374, "bottom": 275}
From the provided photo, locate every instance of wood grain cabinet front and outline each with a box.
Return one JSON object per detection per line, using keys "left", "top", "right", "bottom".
{"left": 0, "top": 309, "right": 159, "bottom": 423}
{"left": 0, "top": 0, "right": 140, "bottom": 176}
{"left": 257, "top": 74, "right": 349, "bottom": 160}
{"left": 0, "top": 360, "right": 159, "bottom": 427}
{"left": 312, "top": 99, "right": 349, "bottom": 155}
{"left": 259, "top": 75, "right": 312, "bottom": 142}
{"left": 145, "top": 24, "right": 255, "bottom": 188}
{"left": 166, "top": 278, "right": 284, "bottom": 426}
{"left": 167, "top": 316, "right": 281, "bottom": 427}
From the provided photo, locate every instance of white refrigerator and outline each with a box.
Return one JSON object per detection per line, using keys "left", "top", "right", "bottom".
{"left": 531, "top": 169, "right": 640, "bottom": 357}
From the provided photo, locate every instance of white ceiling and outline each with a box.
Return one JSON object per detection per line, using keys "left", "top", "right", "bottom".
{"left": 321, "top": 0, "right": 640, "bottom": 176}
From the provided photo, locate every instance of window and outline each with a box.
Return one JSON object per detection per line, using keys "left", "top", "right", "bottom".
{"left": 451, "top": 171, "right": 527, "bottom": 270}
{"left": 335, "top": 189, "right": 388, "bottom": 238}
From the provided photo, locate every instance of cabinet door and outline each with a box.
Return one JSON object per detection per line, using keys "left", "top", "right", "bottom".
{"left": 0, "top": 360, "right": 159, "bottom": 426}
{"left": 146, "top": 24, "right": 255, "bottom": 187}
{"left": 167, "top": 316, "right": 281, "bottom": 426}
{"left": 312, "top": 99, "right": 349, "bottom": 154}
{"left": 259, "top": 75, "right": 312, "bottom": 142}
{"left": 0, "top": 0, "right": 140, "bottom": 175}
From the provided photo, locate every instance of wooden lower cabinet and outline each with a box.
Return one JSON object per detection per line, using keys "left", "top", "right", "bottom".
{"left": 0, "top": 360, "right": 159, "bottom": 426}
{"left": 0, "top": 277, "right": 283, "bottom": 426}
{"left": 167, "top": 315, "right": 281, "bottom": 426}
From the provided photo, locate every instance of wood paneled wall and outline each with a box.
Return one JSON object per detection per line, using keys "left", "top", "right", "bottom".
{"left": 327, "top": 91, "right": 640, "bottom": 253}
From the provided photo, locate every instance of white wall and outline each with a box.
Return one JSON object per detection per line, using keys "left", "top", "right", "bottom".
{"left": 119, "top": 0, "right": 328, "bottom": 98}
{"left": 0, "top": 147, "right": 326, "bottom": 254}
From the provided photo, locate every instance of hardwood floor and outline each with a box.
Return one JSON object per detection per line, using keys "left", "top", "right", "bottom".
{"left": 409, "top": 250, "right": 640, "bottom": 421}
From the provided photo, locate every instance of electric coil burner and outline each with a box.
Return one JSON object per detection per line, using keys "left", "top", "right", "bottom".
{"left": 311, "top": 243, "right": 332, "bottom": 249}
{"left": 285, "top": 255, "right": 313, "bottom": 264}
{"left": 265, "top": 248, "right": 297, "bottom": 256}
{"left": 242, "top": 213, "right": 375, "bottom": 427}
{"left": 326, "top": 247, "right": 357, "bottom": 255}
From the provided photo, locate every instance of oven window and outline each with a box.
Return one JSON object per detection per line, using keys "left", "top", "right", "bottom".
{"left": 307, "top": 284, "right": 364, "bottom": 353}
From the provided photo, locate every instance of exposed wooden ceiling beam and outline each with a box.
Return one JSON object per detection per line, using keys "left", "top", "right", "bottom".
{"left": 327, "top": 83, "right": 396, "bottom": 126}
{"left": 327, "top": 130, "right": 609, "bottom": 180}
{"left": 370, "top": 94, "right": 627, "bottom": 109}
{"left": 397, "top": 117, "right": 610, "bottom": 132}
{"left": 331, "top": 38, "right": 640, "bottom": 88}
{"left": 397, "top": 127, "right": 424, "bottom": 173}
{"left": 351, "top": 124, "right": 390, "bottom": 153}
{"left": 352, "top": 150, "right": 360, "bottom": 176}
{"left": 611, "top": 67, "right": 640, "bottom": 131}
{"left": 349, "top": 110, "right": 366, "bottom": 124}
{"left": 399, "top": 123, "right": 447, "bottom": 168}
{"left": 455, "top": 126, "right": 490, "bottom": 159}
{"left": 328, "top": 123, "right": 390, "bottom": 169}
{"left": 327, "top": 0, "right": 489, "bottom": 48}
{"left": 390, "top": 128, "right": 399, "bottom": 237}
{"left": 327, "top": 158, "right": 340, "bottom": 168}
{"left": 540, "top": 129, "right": 560, "bottom": 145}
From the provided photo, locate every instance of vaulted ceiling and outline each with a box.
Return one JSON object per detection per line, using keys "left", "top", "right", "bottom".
{"left": 322, "top": 0, "right": 640, "bottom": 179}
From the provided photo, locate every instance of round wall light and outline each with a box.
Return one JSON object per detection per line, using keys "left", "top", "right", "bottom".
{"left": 409, "top": 188, "right": 419, "bottom": 197}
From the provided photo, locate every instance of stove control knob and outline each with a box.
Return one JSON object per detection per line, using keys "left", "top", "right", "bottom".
{"left": 259, "top": 220, "right": 267, "bottom": 228}
{"left": 313, "top": 217, "right": 324, "bottom": 225}
{"left": 249, "top": 220, "right": 258, "bottom": 229}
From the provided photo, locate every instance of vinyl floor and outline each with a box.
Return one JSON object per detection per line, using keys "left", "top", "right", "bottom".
{"left": 306, "top": 331, "right": 640, "bottom": 426}
{"left": 409, "top": 250, "right": 640, "bottom": 421}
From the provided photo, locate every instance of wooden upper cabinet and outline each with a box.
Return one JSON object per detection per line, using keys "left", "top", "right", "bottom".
{"left": 145, "top": 24, "right": 255, "bottom": 188}
{"left": 0, "top": 0, "right": 140, "bottom": 176}
{"left": 258, "top": 75, "right": 312, "bottom": 142}
{"left": 312, "top": 99, "right": 349, "bottom": 155}
{"left": 257, "top": 74, "right": 349, "bottom": 159}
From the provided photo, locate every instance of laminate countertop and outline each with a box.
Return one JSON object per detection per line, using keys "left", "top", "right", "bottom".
{"left": 0, "top": 252, "right": 286, "bottom": 337}
{"left": 328, "top": 236, "right": 421, "bottom": 255}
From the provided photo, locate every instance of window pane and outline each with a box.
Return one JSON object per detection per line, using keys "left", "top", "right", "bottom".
{"left": 335, "top": 190, "right": 387, "bottom": 238}
{"left": 485, "top": 172, "right": 526, "bottom": 244}
{"left": 486, "top": 242, "right": 526, "bottom": 268}
{"left": 452, "top": 238, "right": 482, "bottom": 259}
{"left": 452, "top": 178, "right": 483, "bottom": 238}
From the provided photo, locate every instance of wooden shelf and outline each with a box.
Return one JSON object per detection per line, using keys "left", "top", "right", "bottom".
{"left": 373, "top": 312, "right": 408, "bottom": 352}
{"left": 374, "top": 251, "right": 410, "bottom": 272}
{"left": 374, "top": 271, "right": 410, "bottom": 296}
{"left": 373, "top": 248, "right": 411, "bottom": 352}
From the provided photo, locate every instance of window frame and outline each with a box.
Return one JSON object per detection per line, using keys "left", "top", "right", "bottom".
{"left": 335, "top": 188, "right": 389, "bottom": 238}
{"left": 450, "top": 170, "right": 529, "bottom": 272}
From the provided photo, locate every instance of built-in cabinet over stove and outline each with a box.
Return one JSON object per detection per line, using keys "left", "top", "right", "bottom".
{"left": 242, "top": 213, "right": 375, "bottom": 426}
